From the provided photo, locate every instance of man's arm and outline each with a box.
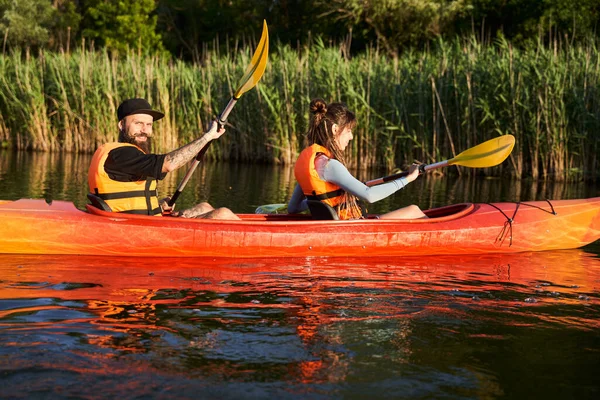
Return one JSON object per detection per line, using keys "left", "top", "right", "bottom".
{"left": 162, "top": 121, "right": 225, "bottom": 173}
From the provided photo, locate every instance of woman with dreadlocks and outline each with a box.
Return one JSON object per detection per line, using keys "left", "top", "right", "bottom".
{"left": 288, "top": 98, "right": 426, "bottom": 219}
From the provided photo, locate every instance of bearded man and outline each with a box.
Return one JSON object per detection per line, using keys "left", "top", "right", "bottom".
{"left": 88, "top": 98, "right": 238, "bottom": 219}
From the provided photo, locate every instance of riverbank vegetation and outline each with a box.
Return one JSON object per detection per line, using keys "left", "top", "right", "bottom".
{"left": 1, "top": 37, "right": 599, "bottom": 180}
{"left": 1, "top": 0, "right": 599, "bottom": 181}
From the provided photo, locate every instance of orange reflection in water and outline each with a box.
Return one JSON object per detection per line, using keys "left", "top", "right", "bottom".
{"left": 0, "top": 250, "right": 599, "bottom": 384}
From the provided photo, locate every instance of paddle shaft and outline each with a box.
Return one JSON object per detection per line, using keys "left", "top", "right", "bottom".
{"left": 167, "top": 97, "right": 238, "bottom": 207}
{"left": 364, "top": 161, "right": 449, "bottom": 186}
{"left": 365, "top": 135, "right": 515, "bottom": 187}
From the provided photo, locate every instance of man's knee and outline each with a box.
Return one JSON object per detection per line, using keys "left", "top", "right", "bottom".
{"left": 177, "top": 202, "right": 214, "bottom": 218}
{"left": 196, "top": 202, "right": 214, "bottom": 213}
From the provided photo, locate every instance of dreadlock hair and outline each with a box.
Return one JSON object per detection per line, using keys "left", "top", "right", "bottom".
{"left": 307, "top": 98, "right": 363, "bottom": 219}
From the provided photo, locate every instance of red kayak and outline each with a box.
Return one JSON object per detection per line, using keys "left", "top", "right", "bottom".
{"left": 1, "top": 198, "right": 599, "bottom": 257}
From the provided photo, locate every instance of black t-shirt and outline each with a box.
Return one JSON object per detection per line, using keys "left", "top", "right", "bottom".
{"left": 104, "top": 146, "right": 168, "bottom": 182}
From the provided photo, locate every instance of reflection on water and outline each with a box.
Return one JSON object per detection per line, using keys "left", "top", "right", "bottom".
{"left": 1, "top": 251, "right": 599, "bottom": 398}
{"left": 1, "top": 149, "right": 600, "bottom": 213}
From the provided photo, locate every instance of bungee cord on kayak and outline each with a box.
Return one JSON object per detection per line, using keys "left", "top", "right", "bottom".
{"left": 490, "top": 200, "right": 558, "bottom": 247}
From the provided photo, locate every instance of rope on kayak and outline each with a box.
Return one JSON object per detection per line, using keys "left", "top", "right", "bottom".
{"left": 487, "top": 200, "right": 557, "bottom": 247}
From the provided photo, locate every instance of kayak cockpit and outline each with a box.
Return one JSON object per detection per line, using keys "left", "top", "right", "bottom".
{"left": 84, "top": 202, "right": 475, "bottom": 222}
{"left": 423, "top": 203, "right": 474, "bottom": 219}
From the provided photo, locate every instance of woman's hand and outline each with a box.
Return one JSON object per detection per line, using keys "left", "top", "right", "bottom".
{"left": 405, "top": 163, "right": 421, "bottom": 183}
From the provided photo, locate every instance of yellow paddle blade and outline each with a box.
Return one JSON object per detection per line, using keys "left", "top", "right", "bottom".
{"left": 234, "top": 20, "right": 269, "bottom": 99}
{"left": 255, "top": 203, "right": 288, "bottom": 214}
{"left": 449, "top": 135, "right": 515, "bottom": 168}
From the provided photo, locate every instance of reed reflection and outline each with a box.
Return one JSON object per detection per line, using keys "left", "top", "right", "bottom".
{"left": 2, "top": 150, "right": 599, "bottom": 214}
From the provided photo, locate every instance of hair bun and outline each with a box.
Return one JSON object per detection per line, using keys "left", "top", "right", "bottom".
{"left": 310, "top": 98, "right": 327, "bottom": 115}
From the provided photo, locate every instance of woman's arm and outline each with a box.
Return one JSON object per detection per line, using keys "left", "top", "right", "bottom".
{"left": 287, "top": 184, "right": 308, "bottom": 213}
{"left": 322, "top": 159, "right": 409, "bottom": 203}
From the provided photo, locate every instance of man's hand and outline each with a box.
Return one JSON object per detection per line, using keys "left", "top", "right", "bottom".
{"left": 162, "top": 120, "right": 227, "bottom": 174}
{"left": 160, "top": 197, "right": 176, "bottom": 215}
{"left": 204, "top": 120, "right": 226, "bottom": 141}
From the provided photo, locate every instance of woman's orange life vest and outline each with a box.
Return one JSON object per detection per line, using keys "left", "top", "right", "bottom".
{"left": 295, "top": 144, "right": 359, "bottom": 219}
{"left": 88, "top": 142, "right": 161, "bottom": 216}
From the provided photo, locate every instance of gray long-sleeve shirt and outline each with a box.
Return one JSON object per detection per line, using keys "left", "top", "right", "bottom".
{"left": 288, "top": 156, "right": 409, "bottom": 214}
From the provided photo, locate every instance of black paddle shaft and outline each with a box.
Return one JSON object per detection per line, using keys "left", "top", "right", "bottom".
{"left": 366, "top": 164, "right": 427, "bottom": 186}
{"left": 166, "top": 143, "right": 212, "bottom": 207}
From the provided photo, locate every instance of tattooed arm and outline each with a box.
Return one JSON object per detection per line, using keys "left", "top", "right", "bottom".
{"left": 161, "top": 121, "right": 225, "bottom": 173}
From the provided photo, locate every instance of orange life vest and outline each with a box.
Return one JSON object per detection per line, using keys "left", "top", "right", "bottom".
{"left": 295, "top": 144, "right": 364, "bottom": 220}
{"left": 88, "top": 142, "right": 161, "bottom": 216}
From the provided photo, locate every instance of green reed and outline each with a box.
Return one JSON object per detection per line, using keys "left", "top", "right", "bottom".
{"left": 1, "top": 37, "right": 599, "bottom": 181}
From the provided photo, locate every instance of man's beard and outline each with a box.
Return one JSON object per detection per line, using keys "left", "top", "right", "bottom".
{"left": 119, "top": 128, "right": 152, "bottom": 154}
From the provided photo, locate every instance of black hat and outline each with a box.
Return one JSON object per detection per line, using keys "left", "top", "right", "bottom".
{"left": 117, "top": 98, "right": 165, "bottom": 121}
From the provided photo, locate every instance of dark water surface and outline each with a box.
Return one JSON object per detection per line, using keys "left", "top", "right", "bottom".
{"left": 1, "top": 150, "right": 600, "bottom": 399}
{"left": 2, "top": 149, "right": 600, "bottom": 213}
{"left": 1, "top": 253, "right": 599, "bottom": 399}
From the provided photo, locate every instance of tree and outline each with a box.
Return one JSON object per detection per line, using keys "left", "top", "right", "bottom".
{"left": 540, "top": 0, "right": 600, "bottom": 41}
{"left": 157, "top": 0, "right": 266, "bottom": 62}
{"left": 82, "top": 0, "right": 164, "bottom": 54}
{"left": 455, "top": 0, "right": 600, "bottom": 44}
{"left": 0, "top": 0, "right": 55, "bottom": 49}
{"left": 50, "top": 0, "right": 82, "bottom": 52}
{"left": 315, "top": 0, "right": 470, "bottom": 56}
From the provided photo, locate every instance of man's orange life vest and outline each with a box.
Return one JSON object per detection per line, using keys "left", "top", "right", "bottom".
{"left": 88, "top": 142, "right": 161, "bottom": 216}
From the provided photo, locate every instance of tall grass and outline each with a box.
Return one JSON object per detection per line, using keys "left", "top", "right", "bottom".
{"left": 1, "top": 36, "right": 600, "bottom": 180}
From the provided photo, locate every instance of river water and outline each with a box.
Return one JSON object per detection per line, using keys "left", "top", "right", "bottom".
{"left": 1, "top": 149, "right": 600, "bottom": 398}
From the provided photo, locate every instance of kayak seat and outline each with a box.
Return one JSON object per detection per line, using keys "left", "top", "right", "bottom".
{"left": 87, "top": 193, "right": 112, "bottom": 212}
{"left": 306, "top": 200, "right": 339, "bottom": 220}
